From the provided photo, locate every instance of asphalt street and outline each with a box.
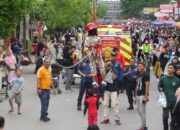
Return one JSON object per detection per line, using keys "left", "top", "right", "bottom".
{"left": 0, "top": 63, "right": 164, "bottom": 130}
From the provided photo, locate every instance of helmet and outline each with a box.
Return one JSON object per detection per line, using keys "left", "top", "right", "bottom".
{"left": 85, "top": 23, "right": 97, "bottom": 32}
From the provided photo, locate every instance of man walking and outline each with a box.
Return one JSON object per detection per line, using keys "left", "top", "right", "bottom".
{"left": 124, "top": 58, "right": 137, "bottom": 110}
{"left": 63, "top": 43, "right": 74, "bottom": 92}
{"left": 77, "top": 56, "right": 95, "bottom": 111}
{"left": 158, "top": 64, "right": 180, "bottom": 130}
{"left": 37, "top": 58, "right": 56, "bottom": 122}
{"left": 136, "top": 62, "right": 150, "bottom": 130}
{"left": 101, "top": 53, "right": 121, "bottom": 125}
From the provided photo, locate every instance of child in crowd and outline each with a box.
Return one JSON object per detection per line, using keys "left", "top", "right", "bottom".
{"left": 0, "top": 116, "right": 5, "bottom": 130}
{"left": 8, "top": 69, "right": 24, "bottom": 114}
{"left": 84, "top": 89, "right": 99, "bottom": 125}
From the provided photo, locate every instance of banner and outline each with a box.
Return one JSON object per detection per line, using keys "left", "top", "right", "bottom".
{"left": 143, "top": 8, "right": 159, "bottom": 14}
{"left": 160, "top": 4, "right": 173, "bottom": 13}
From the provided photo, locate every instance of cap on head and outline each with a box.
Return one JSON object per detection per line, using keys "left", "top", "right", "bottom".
{"left": 85, "top": 23, "right": 97, "bottom": 32}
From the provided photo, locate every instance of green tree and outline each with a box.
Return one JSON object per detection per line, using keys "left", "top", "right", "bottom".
{"left": 0, "top": 0, "right": 29, "bottom": 39}
{"left": 119, "top": 0, "right": 172, "bottom": 19}
{"left": 52, "top": 0, "right": 90, "bottom": 29}
{"left": 97, "top": 3, "right": 108, "bottom": 19}
{"left": 31, "top": 0, "right": 91, "bottom": 30}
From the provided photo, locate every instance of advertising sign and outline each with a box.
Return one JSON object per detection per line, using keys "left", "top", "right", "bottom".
{"left": 160, "top": 4, "right": 173, "bottom": 13}
{"left": 143, "top": 8, "right": 159, "bottom": 14}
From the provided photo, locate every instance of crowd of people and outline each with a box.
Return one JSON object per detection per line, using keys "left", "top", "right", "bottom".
{"left": 43, "top": 25, "right": 180, "bottom": 130}
{"left": 0, "top": 24, "right": 180, "bottom": 130}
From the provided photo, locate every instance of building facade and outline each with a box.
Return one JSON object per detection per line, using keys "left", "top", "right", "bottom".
{"left": 99, "top": 0, "right": 121, "bottom": 19}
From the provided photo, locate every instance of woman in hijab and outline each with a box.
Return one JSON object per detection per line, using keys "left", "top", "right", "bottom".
{"left": 4, "top": 50, "right": 17, "bottom": 86}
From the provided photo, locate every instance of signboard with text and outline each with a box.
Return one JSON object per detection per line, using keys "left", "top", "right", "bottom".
{"left": 160, "top": 4, "right": 173, "bottom": 13}
{"left": 143, "top": 8, "right": 159, "bottom": 14}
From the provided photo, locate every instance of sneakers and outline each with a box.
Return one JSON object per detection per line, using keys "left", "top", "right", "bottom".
{"left": 127, "top": 105, "right": 134, "bottom": 110}
{"left": 40, "top": 116, "right": 50, "bottom": 122}
{"left": 100, "top": 119, "right": 110, "bottom": 124}
{"left": 57, "top": 89, "right": 62, "bottom": 94}
{"left": 101, "top": 81, "right": 107, "bottom": 87}
{"left": 137, "top": 128, "right": 143, "bottom": 130}
{"left": 65, "top": 88, "right": 72, "bottom": 93}
{"left": 92, "top": 82, "right": 99, "bottom": 88}
{"left": 143, "top": 127, "right": 148, "bottom": 130}
{"left": 77, "top": 106, "right": 81, "bottom": 111}
{"left": 137, "top": 127, "right": 148, "bottom": 130}
{"left": 115, "top": 120, "right": 121, "bottom": 125}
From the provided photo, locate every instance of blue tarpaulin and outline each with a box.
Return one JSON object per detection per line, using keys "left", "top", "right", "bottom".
{"left": 151, "top": 20, "right": 166, "bottom": 26}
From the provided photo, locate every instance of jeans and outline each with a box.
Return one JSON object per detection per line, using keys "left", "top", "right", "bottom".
{"left": 65, "top": 69, "right": 74, "bottom": 90}
{"left": 137, "top": 96, "right": 146, "bottom": 128}
{"left": 77, "top": 80, "right": 93, "bottom": 107}
{"left": 163, "top": 106, "right": 174, "bottom": 130}
{"left": 39, "top": 90, "right": 50, "bottom": 118}
{"left": 103, "top": 91, "right": 120, "bottom": 121}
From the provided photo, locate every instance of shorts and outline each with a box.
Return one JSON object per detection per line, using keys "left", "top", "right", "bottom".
{"left": 9, "top": 91, "right": 22, "bottom": 106}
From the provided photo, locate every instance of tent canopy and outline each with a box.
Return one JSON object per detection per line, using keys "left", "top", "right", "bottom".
{"left": 151, "top": 20, "right": 166, "bottom": 26}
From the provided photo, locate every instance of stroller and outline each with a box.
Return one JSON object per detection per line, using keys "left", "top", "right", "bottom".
{"left": 0, "top": 67, "right": 9, "bottom": 101}
{"left": 51, "top": 63, "right": 62, "bottom": 94}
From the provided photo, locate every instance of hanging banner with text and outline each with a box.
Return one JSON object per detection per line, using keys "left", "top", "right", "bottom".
{"left": 160, "top": 4, "right": 173, "bottom": 13}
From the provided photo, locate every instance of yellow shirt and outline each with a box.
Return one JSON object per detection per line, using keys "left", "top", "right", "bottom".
{"left": 37, "top": 66, "right": 52, "bottom": 89}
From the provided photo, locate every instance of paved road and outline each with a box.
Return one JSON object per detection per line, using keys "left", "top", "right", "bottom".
{"left": 0, "top": 64, "right": 164, "bottom": 130}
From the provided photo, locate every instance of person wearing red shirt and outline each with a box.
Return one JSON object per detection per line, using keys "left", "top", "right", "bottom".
{"left": 84, "top": 89, "right": 99, "bottom": 125}
{"left": 113, "top": 47, "right": 125, "bottom": 70}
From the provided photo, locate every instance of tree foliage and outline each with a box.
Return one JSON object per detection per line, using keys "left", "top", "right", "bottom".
{"left": 52, "top": 0, "right": 90, "bottom": 29}
{"left": 119, "top": 0, "right": 173, "bottom": 19}
{"left": 97, "top": 3, "right": 108, "bottom": 19}
{"left": 0, "top": 0, "right": 29, "bottom": 38}
{"left": 0, "top": 0, "right": 108, "bottom": 38}
{"left": 31, "top": 0, "right": 108, "bottom": 30}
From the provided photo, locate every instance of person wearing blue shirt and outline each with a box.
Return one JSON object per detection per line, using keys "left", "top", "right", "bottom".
{"left": 123, "top": 58, "right": 137, "bottom": 110}
{"left": 77, "top": 56, "right": 96, "bottom": 111}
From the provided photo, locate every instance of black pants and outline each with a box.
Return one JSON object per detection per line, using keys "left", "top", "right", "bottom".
{"left": 125, "top": 81, "right": 136, "bottom": 105}
{"left": 170, "top": 123, "right": 180, "bottom": 130}
{"left": 118, "top": 80, "right": 124, "bottom": 94}
{"left": 77, "top": 80, "right": 93, "bottom": 107}
{"left": 163, "top": 106, "right": 174, "bottom": 130}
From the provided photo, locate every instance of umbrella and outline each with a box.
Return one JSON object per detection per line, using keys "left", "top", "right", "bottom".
{"left": 151, "top": 20, "right": 166, "bottom": 26}
{"left": 165, "top": 19, "right": 176, "bottom": 25}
